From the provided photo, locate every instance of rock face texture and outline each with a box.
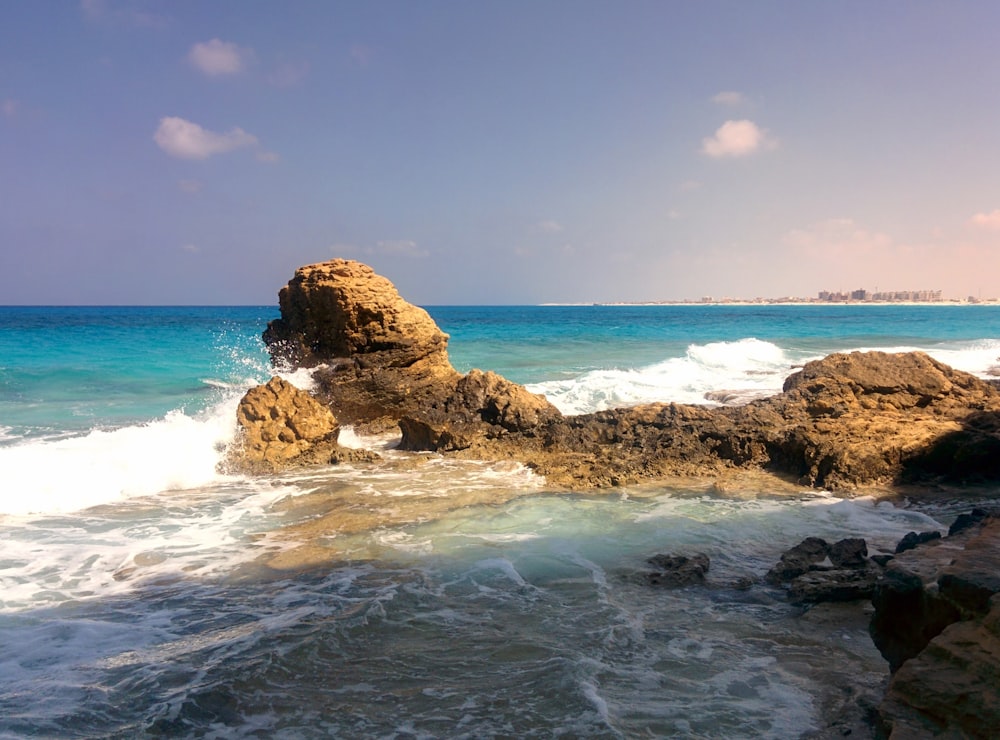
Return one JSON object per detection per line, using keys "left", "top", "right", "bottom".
{"left": 229, "top": 376, "right": 375, "bottom": 473}
{"left": 645, "top": 553, "right": 711, "bottom": 587}
{"left": 471, "top": 349, "right": 1000, "bottom": 490}
{"left": 765, "top": 536, "right": 883, "bottom": 605}
{"left": 228, "top": 259, "right": 562, "bottom": 473}
{"left": 238, "top": 259, "right": 1000, "bottom": 490}
{"left": 870, "top": 515, "right": 1000, "bottom": 738}
{"left": 262, "top": 260, "right": 462, "bottom": 431}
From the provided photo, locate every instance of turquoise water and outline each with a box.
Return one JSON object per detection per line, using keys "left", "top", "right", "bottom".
{"left": 1, "top": 303, "right": 999, "bottom": 737}
{"left": 5, "top": 303, "right": 999, "bottom": 439}
{"left": 432, "top": 304, "right": 1000, "bottom": 382}
{"left": 0, "top": 306, "right": 277, "bottom": 439}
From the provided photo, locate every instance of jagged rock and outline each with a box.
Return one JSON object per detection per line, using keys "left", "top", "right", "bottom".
{"left": 263, "top": 260, "right": 460, "bottom": 431}
{"left": 229, "top": 376, "right": 376, "bottom": 473}
{"left": 766, "top": 537, "right": 830, "bottom": 584}
{"left": 247, "top": 260, "right": 1000, "bottom": 492}
{"left": 263, "top": 259, "right": 452, "bottom": 371}
{"left": 873, "top": 518, "right": 1000, "bottom": 737}
{"left": 397, "top": 369, "right": 562, "bottom": 452}
{"left": 786, "top": 563, "right": 881, "bottom": 605}
{"left": 870, "top": 516, "right": 1000, "bottom": 670}
{"left": 765, "top": 536, "right": 880, "bottom": 605}
{"left": 895, "top": 530, "right": 942, "bottom": 554}
{"left": 830, "top": 537, "right": 868, "bottom": 567}
{"left": 645, "top": 553, "right": 710, "bottom": 587}
{"left": 878, "top": 595, "right": 1000, "bottom": 739}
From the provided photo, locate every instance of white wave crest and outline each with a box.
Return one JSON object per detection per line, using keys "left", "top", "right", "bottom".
{"left": 0, "top": 395, "right": 245, "bottom": 516}
{"left": 529, "top": 338, "right": 795, "bottom": 415}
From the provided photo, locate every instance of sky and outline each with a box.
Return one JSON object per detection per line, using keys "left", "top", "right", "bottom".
{"left": 3, "top": 1, "right": 1000, "bottom": 305}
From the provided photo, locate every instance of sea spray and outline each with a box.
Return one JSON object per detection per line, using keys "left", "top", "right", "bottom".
{"left": 2, "top": 304, "right": 1000, "bottom": 736}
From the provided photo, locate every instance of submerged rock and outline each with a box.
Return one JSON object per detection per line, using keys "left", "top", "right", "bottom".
{"left": 645, "top": 553, "right": 710, "bottom": 587}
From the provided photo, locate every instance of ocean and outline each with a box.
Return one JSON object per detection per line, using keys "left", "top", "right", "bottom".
{"left": 2, "top": 304, "right": 999, "bottom": 738}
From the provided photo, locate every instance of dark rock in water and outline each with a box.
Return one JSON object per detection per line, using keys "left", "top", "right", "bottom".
{"left": 766, "top": 537, "right": 830, "bottom": 584}
{"left": 895, "top": 530, "right": 941, "bottom": 554}
{"left": 787, "top": 563, "right": 881, "bottom": 605}
{"left": 829, "top": 537, "right": 869, "bottom": 568}
{"left": 767, "top": 537, "right": 879, "bottom": 605}
{"left": 948, "top": 507, "right": 990, "bottom": 536}
{"left": 646, "top": 553, "right": 710, "bottom": 587}
{"left": 872, "top": 516, "right": 1000, "bottom": 737}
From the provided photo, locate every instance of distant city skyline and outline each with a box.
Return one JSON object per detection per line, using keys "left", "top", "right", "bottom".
{"left": 3, "top": 2, "right": 1000, "bottom": 305}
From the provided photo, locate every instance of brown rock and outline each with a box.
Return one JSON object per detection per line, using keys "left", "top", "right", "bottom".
{"left": 870, "top": 517, "right": 1000, "bottom": 673}
{"left": 251, "top": 261, "right": 1000, "bottom": 493}
{"left": 878, "top": 596, "right": 1000, "bottom": 739}
{"left": 229, "top": 376, "right": 375, "bottom": 473}
{"left": 263, "top": 260, "right": 460, "bottom": 430}
{"left": 263, "top": 259, "right": 451, "bottom": 370}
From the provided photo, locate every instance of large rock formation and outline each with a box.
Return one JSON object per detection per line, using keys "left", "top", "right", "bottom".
{"left": 262, "top": 260, "right": 463, "bottom": 432}
{"left": 424, "top": 349, "right": 1000, "bottom": 490}
{"left": 870, "top": 514, "right": 1000, "bottom": 737}
{"left": 235, "top": 259, "right": 1000, "bottom": 491}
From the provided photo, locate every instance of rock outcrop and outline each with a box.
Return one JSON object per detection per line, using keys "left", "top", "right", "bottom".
{"left": 869, "top": 514, "right": 1000, "bottom": 737}
{"left": 262, "top": 260, "right": 462, "bottom": 432}
{"left": 765, "top": 536, "right": 883, "bottom": 605}
{"left": 228, "top": 376, "right": 376, "bottom": 473}
{"left": 234, "top": 259, "right": 1000, "bottom": 490}
{"left": 478, "top": 349, "right": 1000, "bottom": 490}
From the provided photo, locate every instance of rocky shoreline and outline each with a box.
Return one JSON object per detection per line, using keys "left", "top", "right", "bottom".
{"left": 229, "top": 260, "right": 1000, "bottom": 738}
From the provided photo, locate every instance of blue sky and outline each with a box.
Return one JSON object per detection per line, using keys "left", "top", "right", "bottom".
{"left": 3, "top": 1, "right": 1000, "bottom": 304}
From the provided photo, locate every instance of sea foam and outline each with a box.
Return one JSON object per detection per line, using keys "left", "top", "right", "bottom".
{"left": 0, "top": 395, "right": 243, "bottom": 516}
{"left": 529, "top": 338, "right": 796, "bottom": 414}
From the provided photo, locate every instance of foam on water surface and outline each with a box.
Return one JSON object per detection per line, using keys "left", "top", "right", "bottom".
{"left": 2, "top": 304, "right": 1000, "bottom": 736}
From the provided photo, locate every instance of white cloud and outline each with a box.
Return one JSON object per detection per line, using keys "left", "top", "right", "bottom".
{"left": 177, "top": 179, "right": 203, "bottom": 193}
{"left": 255, "top": 150, "right": 281, "bottom": 164}
{"left": 678, "top": 179, "right": 702, "bottom": 191}
{"left": 267, "top": 60, "right": 310, "bottom": 87}
{"left": 536, "top": 220, "right": 565, "bottom": 234}
{"left": 188, "top": 39, "right": 252, "bottom": 77}
{"left": 181, "top": 243, "right": 200, "bottom": 254}
{"left": 153, "top": 116, "right": 258, "bottom": 160}
{"left": 701, "top": 119, "right": 776, "bottom": 158}
{"left": 376, "top": 239, "right": 429, "bottom": 257}
{"left": 712, "top": 91, "right": 745, "bottom": 106}
{"left": 970, "top": 209, "right": 1000, "bottom": 230}
{"left": 2, "top": 99, "right": 18, "bottom": 119}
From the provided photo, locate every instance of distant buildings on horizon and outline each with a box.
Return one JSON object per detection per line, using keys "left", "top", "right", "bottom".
{"left": 688, "top": 288, "right": 998, "bottom": 305}
{"left": 817, "top": 288, "right": 944, "bottom": 303}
